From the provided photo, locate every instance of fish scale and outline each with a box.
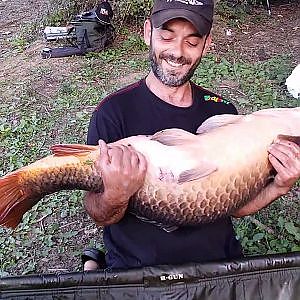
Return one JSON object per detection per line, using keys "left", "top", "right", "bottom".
{"left": 132, "top": 161, "right": 274, "bottom": 225}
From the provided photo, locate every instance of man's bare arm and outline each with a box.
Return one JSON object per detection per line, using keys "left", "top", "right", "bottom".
{"left": 84, "top": 140, "right": 147, "bottom": 225}
{"left": 84, "top": 191, "right": 129, "bottom": 226}
{"left": 233, "top": 139, "right": 300, "bottom": 217}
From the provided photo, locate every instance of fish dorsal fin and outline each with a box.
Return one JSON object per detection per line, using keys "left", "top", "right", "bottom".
{"left": 196, "top": 114, "right": 243, "bottom": 134}
{"left": 277, "top": 135, "right": 300, "bottom": 146}
{"left": 151, "top": 129, "right": 195, "bottom": 146}
{"left": 178, "top": 162, "right": 217, "bottom": 184}
{"left": 252, "top": 107, "right": 299, "bottom": 117}
{"left": 50, "top": 144, "right": 98, "bottom": 156}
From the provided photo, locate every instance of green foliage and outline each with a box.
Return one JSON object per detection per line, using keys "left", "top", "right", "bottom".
{"left": 86, "top": 32, "right": 147, "bottom": 62}
{"left": 45, "top": 0, "right": 153, "bottom": 26}
{"left": 46, "top": 0, "right": 98, "bottom": 25}
{"left": 234, "top": 216, "right": 300, "bottom": 255}
{"left": 0, "top": 74, "right": 103, "bottom": 275}
{"left": 0, "top": 190, "right": 88, "bottom": 276}
{"left": 114, "top": 0, "right": 153, "bottom": 23}
{"left": 215, "top": 0, "right": 269, "bottom": 27}
{"left": 10, "top": 37, "right": 28, "bottom": 53}
{"left": 122, "top": 33, "right": 148, "bottom": 52}
{"left": 9, "top": 22, "right": 41, "bottom": 52}
{"left": 45, "top": 10, "right": 67, "bottom": 26}
{"left": 216, "top": 1, "right": 250, "bottom": 23}
{"left": 193, "top": 54, "right": 297, "bottom": 110}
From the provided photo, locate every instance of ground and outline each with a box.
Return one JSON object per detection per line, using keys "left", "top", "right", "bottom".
{"left": 0, "top": 1, "right": 299, "bottom": 276}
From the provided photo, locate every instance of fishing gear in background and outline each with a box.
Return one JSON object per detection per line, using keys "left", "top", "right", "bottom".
{"left": 41, "top": 0, "right": 115, "bottom": 58}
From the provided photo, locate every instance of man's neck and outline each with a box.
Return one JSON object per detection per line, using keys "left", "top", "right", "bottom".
{"left": 145, "top": 72, "right": 193, "bottom": 107}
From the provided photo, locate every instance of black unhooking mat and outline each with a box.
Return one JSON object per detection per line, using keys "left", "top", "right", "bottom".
{"left": 0, "top": 252, "right": 299, "bottom": 300}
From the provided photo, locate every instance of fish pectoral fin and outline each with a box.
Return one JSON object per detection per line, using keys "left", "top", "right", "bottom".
{"left": 196, "top": 114, "right": 242, "bottom": 134}
{"left": 277, "top": 135, "right": 300, "bottom": 146}
{"left": 151, "top": 129, "right": 195, "bottom": 146}
{"left": 50, "top": 144, "right": 98, "bottom": 157}
{"left": 178, "top": 163, "right": 217, "bottom": 184}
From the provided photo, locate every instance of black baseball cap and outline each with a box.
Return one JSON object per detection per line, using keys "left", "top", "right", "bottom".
{"left": 150, "top": 0, "right": 214, "bottom": 36}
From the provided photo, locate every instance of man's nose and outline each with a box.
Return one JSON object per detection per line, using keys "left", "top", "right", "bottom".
{"left": 170, "top": 39, "right": 185, "bottom": 58}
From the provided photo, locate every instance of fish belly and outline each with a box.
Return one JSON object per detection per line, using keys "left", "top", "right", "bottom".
{"left": 132, "top": 151, "right": 273, "bottom": 226}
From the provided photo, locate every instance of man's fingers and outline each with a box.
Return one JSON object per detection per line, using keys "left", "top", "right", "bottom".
{"left": 98, "top": 139, "right": 110, "bottom": 166}
{"left": 118, "top": 145, "right": 133, "bottom": 170}
{"left": 130, "top": 149, "right": 140, "bottom": 166}
{"left": 268, "top": 142, "right": 298, "bottom": 168}
{"left": 135, "top": 151, "right": 147, "bottom": 174}
{"left": 109, "top": 145, "right": 125, "bottom": 168}
{"left": 98, "top": 142, "right": 147, "bottom": 183}
{"left": 275, "top": 140, "right": 300, "bottom": 157}
{"left": 268, "top": 139, "right": 300, "bottom": 189}
{"left": 268, "top": 153, "right": 286, "bottom": 174}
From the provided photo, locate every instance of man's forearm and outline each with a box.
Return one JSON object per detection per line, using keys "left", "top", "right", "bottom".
{"left": 84, "top": 191, "right": 128, "bottom": 226}
{"left": 232, "top": 182, "right": 287, "bottom": 218}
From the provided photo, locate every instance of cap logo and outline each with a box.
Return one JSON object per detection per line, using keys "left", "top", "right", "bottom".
{"left": 166, "top": 0, "right": 204, "bottom": 5}
{"left": 100, "top": 8, "right": 109, "bottom": 16}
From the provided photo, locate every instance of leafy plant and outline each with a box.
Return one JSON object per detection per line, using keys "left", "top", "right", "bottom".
{"left": 234, "top": 215, "right": 300, "bottom": 255}
{"left": 193, "top": 54, "right": 297, "bottom": 110}
{"left": 10, "top": 37, "right": 28, "bottom": 53}
{"left": 114, "top": 0, "right": 153, "bottom": 24}
{"left": 46, "top": 0, "right": 98, "bottom": 25}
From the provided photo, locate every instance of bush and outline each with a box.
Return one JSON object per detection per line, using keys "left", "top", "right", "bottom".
{"left": 47, "top": 0, "right": 99, "bottom": 25}
{"left": 47, "top": 0, "right": 297, "bottom": 27}
{"left": 47, "top": 0, "right": 153, "bottom": 26}
{"left": 113, "top": 0, "right": 153, "bottom": 24}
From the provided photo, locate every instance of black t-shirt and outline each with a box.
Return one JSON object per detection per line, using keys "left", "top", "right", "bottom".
{"left": 87, "top": 79, "right": 243, "bottom": 269}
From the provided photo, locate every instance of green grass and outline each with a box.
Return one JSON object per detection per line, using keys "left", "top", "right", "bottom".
{"left": 0, "top": 29, "right": 299, "bottom": 276}
{"left": 194, "top": 54, "right": 298, "bottom": 110}
{"left": 9, "top": 22, "right": 41, "bottom": 53}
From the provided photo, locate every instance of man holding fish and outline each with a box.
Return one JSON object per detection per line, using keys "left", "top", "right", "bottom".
{"left": 82, "top": 0, "right": 300, "bottom": 270}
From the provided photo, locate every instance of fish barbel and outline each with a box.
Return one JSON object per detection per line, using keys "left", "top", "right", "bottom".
{"left": 0, "top": 107, "right": 299, "bottom": 228}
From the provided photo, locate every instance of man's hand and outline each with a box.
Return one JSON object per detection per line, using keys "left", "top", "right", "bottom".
{"left": 268, "top": 139, "right": 300, "bottom": 194}
{"left": 98, "top": 140, "right": 147, "bottom": 204}
{"left": 233, "top": 139, "right": 300, "bottom": 218}
{"left": 84, "top": 140, "right": 147, "bottom": 225}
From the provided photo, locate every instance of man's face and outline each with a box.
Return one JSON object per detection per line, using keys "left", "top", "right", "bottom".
{"left": 148, "top": 18, "right": 210, "bottom": 87}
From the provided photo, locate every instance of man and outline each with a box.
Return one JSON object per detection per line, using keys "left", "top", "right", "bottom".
{"left": 82, "top": 0, "right": 300, "bottom": 270}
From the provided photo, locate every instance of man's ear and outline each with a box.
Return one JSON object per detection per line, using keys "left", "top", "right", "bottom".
{"left": 144, "top": 19, "right": 152, "bottom": 46}
{"left": 202, "top": 34, "right": 212, "bottom": 56}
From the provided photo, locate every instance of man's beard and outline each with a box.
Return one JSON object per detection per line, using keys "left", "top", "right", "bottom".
{"left": 149, "top": 48, "right": 201, "bottom": 87}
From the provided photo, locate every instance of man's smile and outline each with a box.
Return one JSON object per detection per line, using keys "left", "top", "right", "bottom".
{"left": 164, "top": 59, "right": 185, "bottom": 68}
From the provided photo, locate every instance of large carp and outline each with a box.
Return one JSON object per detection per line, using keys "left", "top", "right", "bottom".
{"left": 0, "top": 107, "right": 299, "bottom": 228}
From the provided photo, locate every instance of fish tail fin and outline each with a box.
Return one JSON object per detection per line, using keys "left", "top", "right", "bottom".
{"left": 50, "top": 144, "right": 98, "bottom": 157}
{"left": 0, "top": 171, "right": 34, "bottom": 228}
{"left": 277, "top": 135, "right": 300, "bottom": 146}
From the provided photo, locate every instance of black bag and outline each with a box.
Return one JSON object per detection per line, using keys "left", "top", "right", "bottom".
{"left": 42, "top": 1, "right": 115, "bottom": 58}
{"left": 72, "top": 1, "right": 115, "bottom": 52}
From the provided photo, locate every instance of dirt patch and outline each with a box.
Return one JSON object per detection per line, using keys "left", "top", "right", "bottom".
{"left": 0, "top": 0, "right": 49, "bottom": 57}
{"left": 0, "top": 40, "right": 85, "bottom": 103}
{"left": 212, "top": 3, "right": 300, "bottom": 64}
